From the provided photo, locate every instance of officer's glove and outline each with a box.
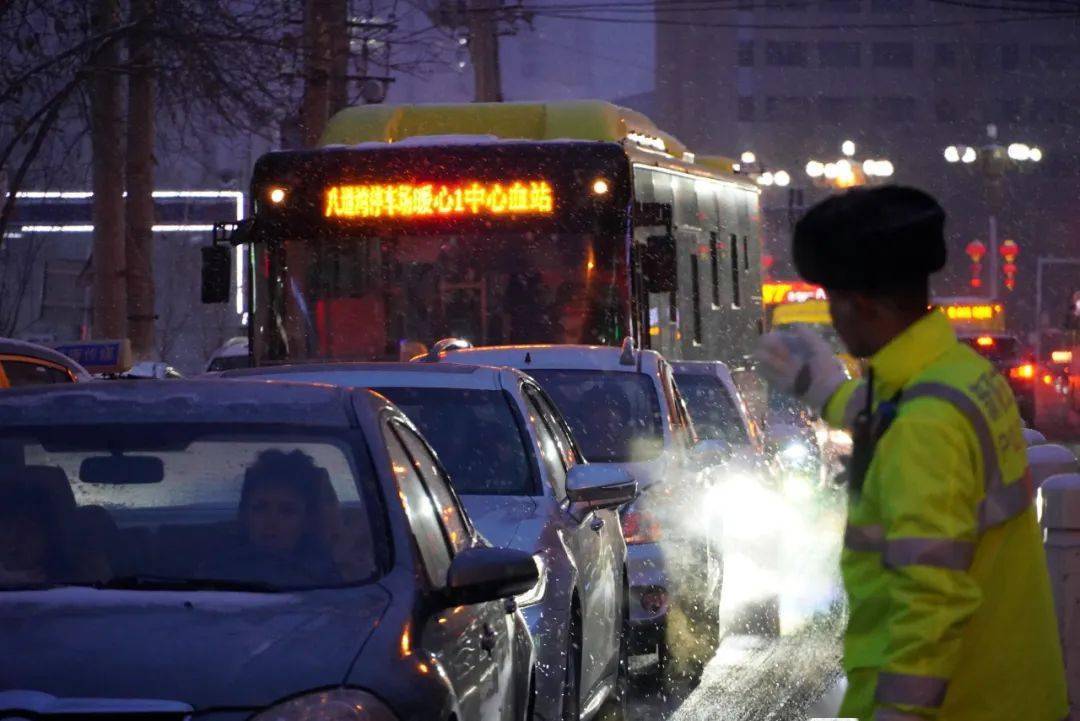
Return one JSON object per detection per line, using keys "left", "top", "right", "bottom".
{"left": 754, "top": 326, "right": 847, "bottom": 412}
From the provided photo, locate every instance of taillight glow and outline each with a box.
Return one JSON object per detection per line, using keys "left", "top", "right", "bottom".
{"left": 1010, "top": 363, "right": 1035, "bottom": 380}
{"left": 1042, "top": 374, "right": 1054, "bottom": 385}
{"left": 976, "top": 335, "right": 995, "bottom": 347}
{"left": 621, "top": 508, "right": 662, "bottom": 544}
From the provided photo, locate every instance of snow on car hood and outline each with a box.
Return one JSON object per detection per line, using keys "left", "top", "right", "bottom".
{"left": 460, "top": 495, "right": 538, "bottom": 549}
{"left": 0, "top": 585, "right": 390, "bottom": 710}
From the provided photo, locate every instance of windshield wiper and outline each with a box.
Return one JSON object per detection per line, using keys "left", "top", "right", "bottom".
{"left": 94, "top": 574, "right": 280, "bottom": 593}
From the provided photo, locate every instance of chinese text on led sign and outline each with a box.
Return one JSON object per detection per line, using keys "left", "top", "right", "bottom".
{"left": 945, "top": 305, "right": 995, "bottom": 321}
{"left": 324, "top": 180, "right": 555, "bottom": 219}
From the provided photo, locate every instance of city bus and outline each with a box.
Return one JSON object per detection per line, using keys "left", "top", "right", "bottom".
{"left": 203, "top": 101, "right": 763, "bottom": 365}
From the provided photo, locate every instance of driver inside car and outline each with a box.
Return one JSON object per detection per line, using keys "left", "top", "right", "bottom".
{"left": 0, "top": 480, "right": 72, "bottom": 585}
{"left": 203, "top": 450, "right": 341, "bottom": 586}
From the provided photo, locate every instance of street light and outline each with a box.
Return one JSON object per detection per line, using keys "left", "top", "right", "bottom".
{"left": 741, "top": 151, "right": 757, "bottom": 165}
{"left": 774, "top": 170, "right": 791, "bottom": 187}
{"left": 942, "top": 126, "right": 1045, "bottom": 299}
{"left": 806, "top": 143, "right": 893, "bottom": 189}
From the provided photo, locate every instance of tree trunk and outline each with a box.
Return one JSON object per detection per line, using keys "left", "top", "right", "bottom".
{"left": 468, "top": 0, "right": 502, "bottom": 102}
{"left": 327, "top": 0, "right": 350, "bottom": 117}
{"left": 90, "top": 0, "right": 127, "bottom": 340}
{"left": 300, "top": 0, "right": 333, "bottom": 147}
{"left": 125, "top": 0, "right": 156, "bottom": 359}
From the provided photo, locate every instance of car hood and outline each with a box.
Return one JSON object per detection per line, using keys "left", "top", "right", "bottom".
{"left": 0, "top": 585, "right": 390, "bottom": 710}
{"left": 460, "top": 495, "right": 539, "bottom": 549}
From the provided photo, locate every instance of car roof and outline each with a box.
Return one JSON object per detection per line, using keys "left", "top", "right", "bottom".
{"left": 0, "top": 337, "right": 90, "bottom": 377}
{"left": 223, "top": 361, "right": 514, "bottom": 391}
{"left": 440, "top": 344, "right": 659, "bottom": 372}
{"left": 0, "top": 379, "right": 365, "bottom": 428}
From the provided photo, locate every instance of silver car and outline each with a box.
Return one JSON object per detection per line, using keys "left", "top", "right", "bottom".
{"left": 672, "top": 360, "right": 782, "bottom": 636}
{"left": 435, "top": 343, "right": 725, "bottom": 683}
{"left": 223, "top": 363, "right": 636, "bottom": 721}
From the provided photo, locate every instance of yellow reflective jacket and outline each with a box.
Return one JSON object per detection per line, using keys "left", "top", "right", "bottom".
{"left": 822, "top": 311, "right": 1067, "bottom": 721}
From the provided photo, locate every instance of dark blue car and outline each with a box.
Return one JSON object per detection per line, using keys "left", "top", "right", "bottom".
{"left": 0, "top": 380, "right": 537, "bottom": 721}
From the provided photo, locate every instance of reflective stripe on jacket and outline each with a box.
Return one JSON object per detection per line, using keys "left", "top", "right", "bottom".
{"left": 822, "top": 310, "right": 1067, "bottom": 721}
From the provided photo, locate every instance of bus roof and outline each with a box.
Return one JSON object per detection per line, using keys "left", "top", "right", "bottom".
{"left": 321, "top": 99, "right": 688, "bottom": 161}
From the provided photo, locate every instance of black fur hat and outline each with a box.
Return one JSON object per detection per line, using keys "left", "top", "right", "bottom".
{"left": 793, "top": 185, "right": 947, "bottom": 291}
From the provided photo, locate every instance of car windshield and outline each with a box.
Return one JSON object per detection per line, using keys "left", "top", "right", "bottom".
{"left": 0, "top": 426, "right": 385, "bottom": 591}
{"left": 375, "top": 387, "right": 537, "bottom": 495}
{"left": 674, "top": 374, "right": 749, "bottom": 445}
{"left": 526, "top": 369, "right": 664, "bottom": 463}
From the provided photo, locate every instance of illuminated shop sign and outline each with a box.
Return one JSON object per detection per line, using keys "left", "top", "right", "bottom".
{"left": 324, "top": 180, "right": 555, "bottom": 219}
{"left": 762, "top": 282, "right": 827, "bottom": 306}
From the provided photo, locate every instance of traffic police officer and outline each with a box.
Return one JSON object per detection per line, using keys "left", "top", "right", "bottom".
{"left": 756, "top": 186, "right": 1068, "bottom": 721}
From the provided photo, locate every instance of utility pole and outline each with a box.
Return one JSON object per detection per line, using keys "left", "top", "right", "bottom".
{"left": 468, "top": 0, "right": 503, "bottom": 102}
{"left": 125, "top": 0, "right": 156, "bottom": 359}
{"left": 326, "top": 0, "right": 350, "bottom": 117}
{"left": 90, "top": 0, "right": 127, "bottom": 340}
{"left": 299, "top": 0, "right": 334, "bottom": 147}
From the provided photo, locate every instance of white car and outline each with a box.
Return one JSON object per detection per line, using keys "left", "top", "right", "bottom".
{"left": 433, "top": 341, "right": 724, "bottom": 681}
{"left": 204, "top": 337, "right": 250, "bottom": 373}
{"left": 222, "top": 362, "right": 635, "bottom": 721}
{"left": 671, "top": 360, "right": 781, "bottom": 635}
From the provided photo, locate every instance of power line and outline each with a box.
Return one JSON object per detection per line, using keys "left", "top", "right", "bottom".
{"left": 526, "top": 9, "right": 1080, "bottom": 29}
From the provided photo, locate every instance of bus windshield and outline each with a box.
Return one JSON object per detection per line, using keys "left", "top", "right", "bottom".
{"left": 256, "top": 230, "right": 627, "bottom": 362}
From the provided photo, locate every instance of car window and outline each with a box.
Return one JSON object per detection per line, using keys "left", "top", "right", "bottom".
{"left": 382, "top": 423, "right": 451, "bottom": 587}
{"left": 522, "top": 393, "right": 568, "bottom": 500}
{"left": 376, "top": 387, "right": 537, "bottom": 496}
{"left": 670, "top": 377, "right": 698, "bottom": 446}
{"left": 524, "top": 384, "right": 578, "bottom": 467}
{"left": 674, "top": 373, "right": 751, "bottom": 445}
{"left": 393, "top": 422, "right": 470, "bottom": 554}
{"left": 1, "top": 426, "right": 382, "bottom": 591}
{"left": 3, "top": 360, "right": 72, "bottom": 387}
{"left": 527, "top": 369, "right": 664, "bottom": 463}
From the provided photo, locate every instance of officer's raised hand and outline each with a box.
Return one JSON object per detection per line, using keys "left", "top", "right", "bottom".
{"left": 754, "top": 325, "right": 847, "bottom": 413}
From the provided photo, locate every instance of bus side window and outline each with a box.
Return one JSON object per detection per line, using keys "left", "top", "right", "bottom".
{"left": 730, "top": 233, "right": 742, "bottom": 308}
{"left": 709, "top": 232, "right": 721, "bottom": 307}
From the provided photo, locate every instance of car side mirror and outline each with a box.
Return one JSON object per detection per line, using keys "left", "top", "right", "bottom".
{"left": 566, "top": 464, "right": 638, "bottom": 510}
{"left": 201, "top": 246, "right": 231, "bottom": 304}
{"left": 445, "top": 547, "right": 539, "bottom": 606}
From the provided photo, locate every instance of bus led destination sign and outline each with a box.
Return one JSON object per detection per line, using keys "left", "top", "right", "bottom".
{"left": 324, "top": 180, "right": 555, "bottom": 219}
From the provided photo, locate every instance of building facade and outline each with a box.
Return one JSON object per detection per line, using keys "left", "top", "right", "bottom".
{"left": 655, "top": 0, "right": 1080, "bottom": 336}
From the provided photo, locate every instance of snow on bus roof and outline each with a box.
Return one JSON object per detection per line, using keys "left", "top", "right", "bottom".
{"left": 321, "top": 135, "right": 608, "bottom": 151}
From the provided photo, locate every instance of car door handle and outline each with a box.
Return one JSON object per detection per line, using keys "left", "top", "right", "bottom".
{"left": 481, "top": 623, "right": 497, "bottom": 655}
{"left": 590, "top": 516, "right": 604, "bottom": 533}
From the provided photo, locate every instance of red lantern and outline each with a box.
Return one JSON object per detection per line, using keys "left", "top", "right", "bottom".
{"left": 971, "top": 277, "right": 983, "bottom": 288}
{"left": 1004, "top": 277, "right": 1016, "bottom": 291}
{"left": 966, "top": 240, "right": 986, "bottom": 262}
{"left": 1002, "top": 262, "right": 1018, "bottom": 275}
{"left": 1000, "top": 239, "right": 1019, "bottom": 262}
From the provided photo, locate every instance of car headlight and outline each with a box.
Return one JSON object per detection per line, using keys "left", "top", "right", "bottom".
{"left": 515, "top": 553, "right": 548, "bottom": 607}
{"left": 780, "top": 441, "right": 810, "bottom": 463}
{"left": 251, "top": 689, "right": 398, "bottom": 721}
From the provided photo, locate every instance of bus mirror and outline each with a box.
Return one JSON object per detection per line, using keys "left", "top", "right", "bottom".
{"left": 642, "top": 235, "right": 676, "bottom": 293}
{"left": 201, "top": 246, "right": 231, "bottom": 304}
